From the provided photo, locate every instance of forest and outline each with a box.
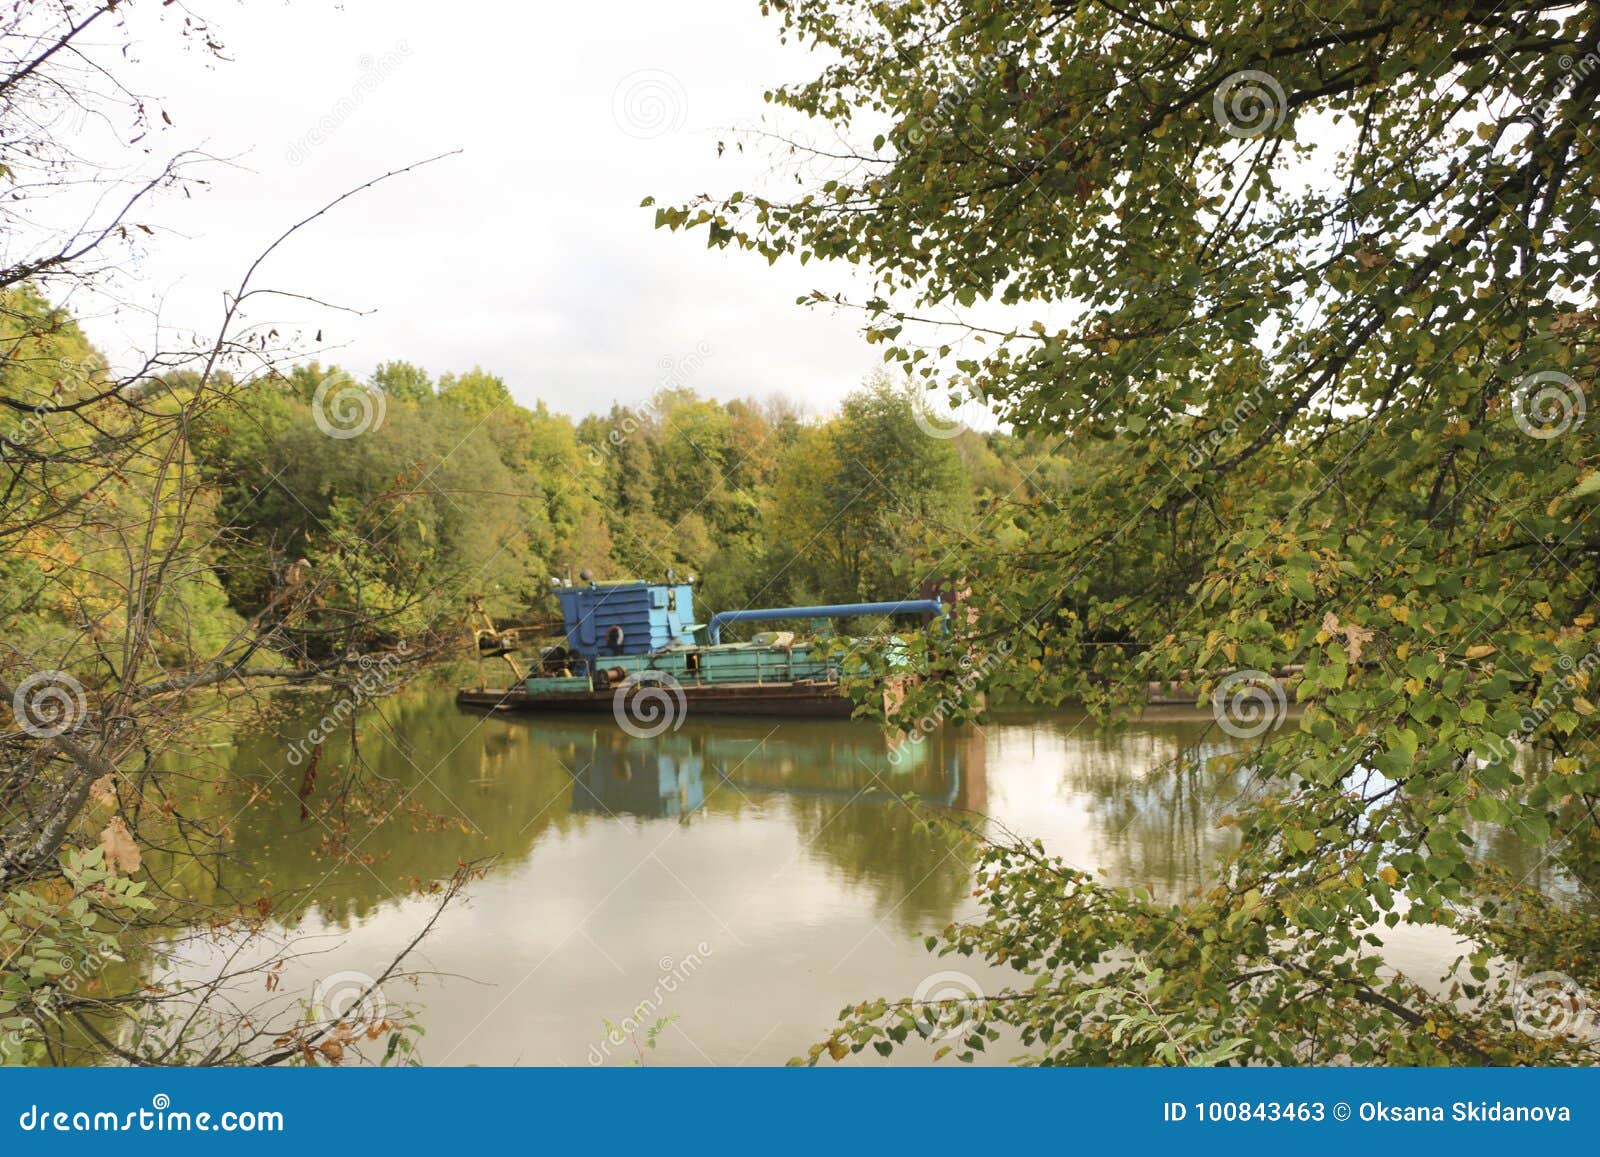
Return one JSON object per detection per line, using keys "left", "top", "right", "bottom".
{"left": 3, "top": 281, "right": 1083, "bottom": 665}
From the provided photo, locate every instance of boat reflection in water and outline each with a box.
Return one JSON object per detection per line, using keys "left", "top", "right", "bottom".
{"left": 536, "top": 714, "right": 983, "bottom": 821}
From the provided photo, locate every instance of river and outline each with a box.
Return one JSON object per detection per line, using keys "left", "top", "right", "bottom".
{"left": 147, "top": 679, "right": 1572, "bottom": 1065}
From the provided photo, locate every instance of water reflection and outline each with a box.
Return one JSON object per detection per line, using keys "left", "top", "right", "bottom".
{"left": 143, "top": 687, "right": 1584, "bottom": 1065}
{"left": 208, "top": 698, "right": 993, "bottom": 933}
{"left": 562, "top": 718, "right": 973, "bottom": 819}
{"left": 982, "top": 710, "right": 1254, "bottom": 894}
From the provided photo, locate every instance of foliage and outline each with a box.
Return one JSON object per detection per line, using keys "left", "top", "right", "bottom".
{"left": 0, "top": 847, "right": 154, "bottom": 1066}
{"left": 668, "top": 0, "right": 1600, "bottom": 1063}
{"left": 601, "top": 1013, "right": 679, "bottom": 1066}
{"left": 2, "top": 4, "right": 476, "bottom": 1066}
{"left": 766, "top": 373, "right": 970, "bottom": 600}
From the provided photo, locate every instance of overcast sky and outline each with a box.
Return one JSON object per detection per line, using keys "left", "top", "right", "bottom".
{"left": 69, "top": 0, "right": 885, "bottom": 420}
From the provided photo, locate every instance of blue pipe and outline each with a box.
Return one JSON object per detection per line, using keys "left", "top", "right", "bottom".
{"left": 707, "top": 599, "right": 945, "bottom": 644}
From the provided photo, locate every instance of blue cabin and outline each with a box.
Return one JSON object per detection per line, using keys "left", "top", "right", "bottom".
{"left": 555, "top": 581, "right": 695, "bottom": 661}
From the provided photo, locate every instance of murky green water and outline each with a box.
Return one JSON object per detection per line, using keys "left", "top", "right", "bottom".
{"left": 150, "top": 682, "right": 1567, "bottom": 1065}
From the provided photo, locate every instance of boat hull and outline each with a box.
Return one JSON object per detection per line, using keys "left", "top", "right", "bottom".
{"left": 455, "top": 679, "right": 860, "bottom": 719}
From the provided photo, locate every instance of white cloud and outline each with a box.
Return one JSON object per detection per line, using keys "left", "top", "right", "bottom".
{"left": 70, "top": 0, "right": 879, "bottom": 417}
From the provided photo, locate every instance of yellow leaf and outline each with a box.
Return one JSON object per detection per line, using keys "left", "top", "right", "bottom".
{"left": 1465, "top": 644, "right": 1496, "bottom": 659}
{"left": 1379, "top": 865, "right": 1399, "bottom": 886}
{"left": 826, "top": 1037, "right": 849, "bottom": 1062}
{"left": 1574, "top": 697, "right": 1596, "bottom": 717}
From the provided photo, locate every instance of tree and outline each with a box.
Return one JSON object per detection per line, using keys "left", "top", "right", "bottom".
{"left": 664, "top": 1, "right": 1600, "bottom": 1064}
{"left": 371, "top": 360, "right": 434, "bottom": 402}
{"left": 2, "top": 5, "right": 461, "bottom": 1065}
{"left": 436, "top": 366, "right": 513, "bottom": 418}
{"left": 766, "top": 375, "right": 969, "bottom": 602}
